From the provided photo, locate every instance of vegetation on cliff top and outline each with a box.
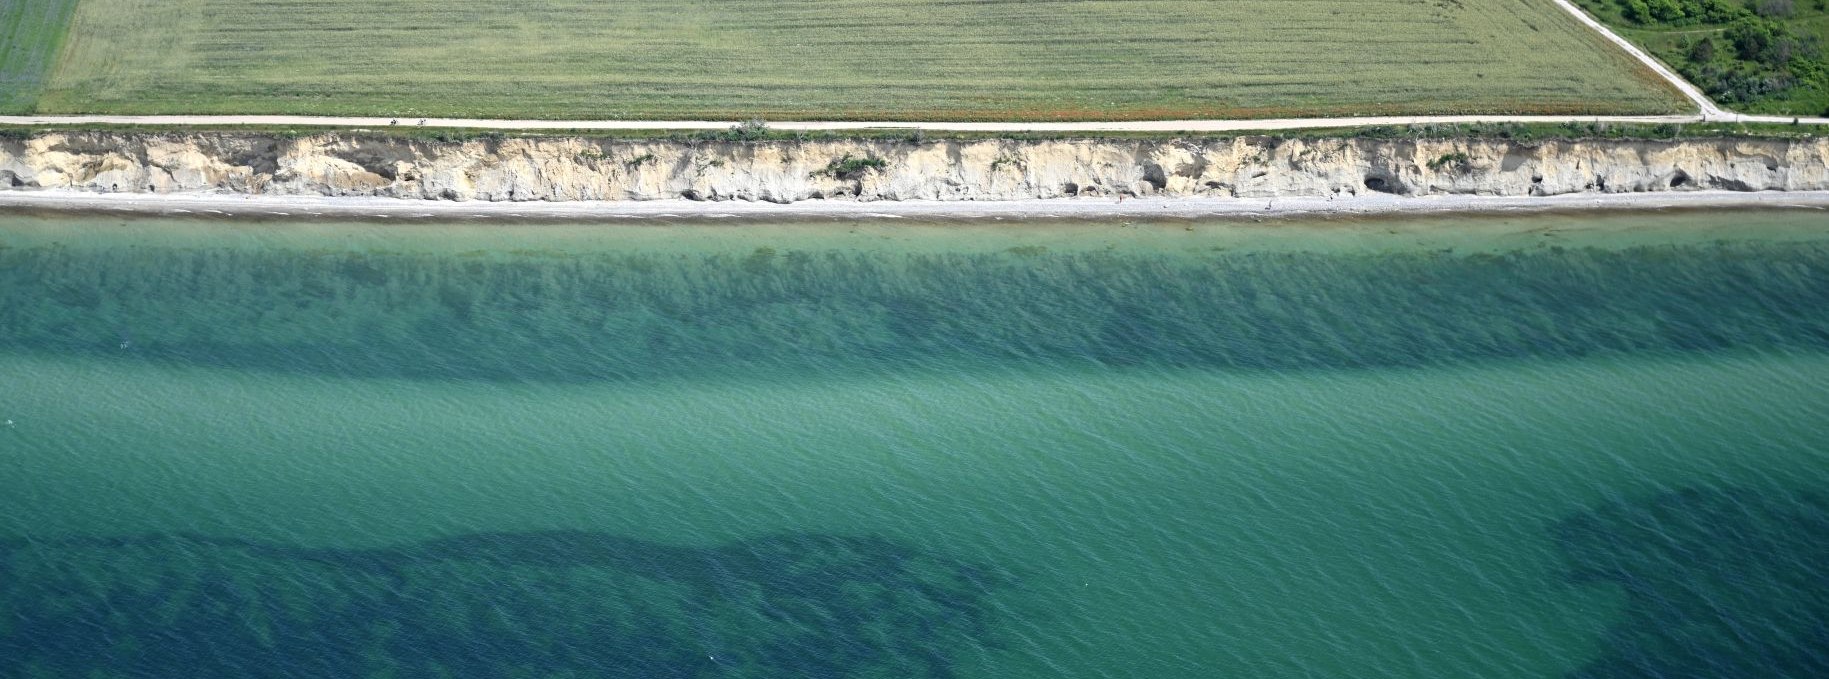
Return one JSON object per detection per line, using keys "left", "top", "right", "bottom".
{"left": 1576, "top": 0, "right": 1829, "bottom": 115}
{"left": 2, "top": 120, "right": 1819, "bottom": 144}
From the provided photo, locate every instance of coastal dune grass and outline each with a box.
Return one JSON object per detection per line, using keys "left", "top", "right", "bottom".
{"left": 23, "top": 0, "right": 1687, "bottom": 120}
{"left": 0, "top": 0, "right": 79, "bottom": 113}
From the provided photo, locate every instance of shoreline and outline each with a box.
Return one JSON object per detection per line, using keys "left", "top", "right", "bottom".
{"left": 2, "top": 189, "right": 1828, "bottom": 222}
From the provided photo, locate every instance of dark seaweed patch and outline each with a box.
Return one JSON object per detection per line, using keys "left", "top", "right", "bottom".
{"left": 0, "top": 531, "right": 1009, "bottom": 678}
{"left": 3, "top": 241, "right": 1829, "bottom": 381}
{"left": 1553, "top": 487, "right": 1829, "bottom": 678}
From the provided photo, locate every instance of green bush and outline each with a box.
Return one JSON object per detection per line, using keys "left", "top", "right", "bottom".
{"left": 728, "top": 118, "right": 769, "bottom": 142}
{"left": 1755, "top": 0, "right": 1795, "bottom": 18}
{"left": 1689, "top": 37, "right": 1717, "bottom": 63}
{"left": 812, "top": 154, "right": 888, "bottom": 180}
{"left": 1427, "top": 152, "right": 1473, "bottom": 172}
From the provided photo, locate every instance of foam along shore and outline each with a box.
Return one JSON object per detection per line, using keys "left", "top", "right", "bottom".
{"left": 3, "top": 188, "right": 1828, "bottom": 221}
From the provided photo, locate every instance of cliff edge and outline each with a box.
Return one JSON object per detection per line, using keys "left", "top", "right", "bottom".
{"left": 3, "top": 132, "right": 1825, "bottom": 203}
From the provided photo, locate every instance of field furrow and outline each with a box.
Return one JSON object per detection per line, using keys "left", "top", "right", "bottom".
{"left": 0, "top": 0, "right": 80, "bottom": 113}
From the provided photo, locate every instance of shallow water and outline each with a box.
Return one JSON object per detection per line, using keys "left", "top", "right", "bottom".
{"left": 1, "top": 210, "right": 1826, "bottom": 678}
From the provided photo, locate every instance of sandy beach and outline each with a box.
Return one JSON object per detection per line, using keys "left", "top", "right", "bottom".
{"left": 3, "top": 189, "right": 1828, "bottom": 222}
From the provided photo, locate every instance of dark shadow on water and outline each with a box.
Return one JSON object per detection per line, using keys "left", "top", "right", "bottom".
{"left": 0, "top": 531, "right": 1011, "bottom": 678}
{"left": 3, "top": 241, "right": 1829, "bottom": 381}
{"left": 1553, "top": 487, "right": 1829, "bottom": 678}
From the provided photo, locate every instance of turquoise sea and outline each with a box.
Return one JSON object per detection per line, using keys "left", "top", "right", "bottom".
{"left": 1, "top": 209, "right": 1827, "bottom": 678}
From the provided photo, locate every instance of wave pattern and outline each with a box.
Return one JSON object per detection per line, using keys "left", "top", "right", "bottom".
{"left": 4, "top": 220, "right": 1829, "bottom": 678}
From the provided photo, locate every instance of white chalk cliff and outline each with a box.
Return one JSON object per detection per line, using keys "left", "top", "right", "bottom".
{"left": 3, "top": 132, "right": 1826, "bottom": 202}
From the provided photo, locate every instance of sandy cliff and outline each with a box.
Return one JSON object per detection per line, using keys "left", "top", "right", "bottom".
{"left": 2, "top": 132, "right": 1826, "bottom": 203}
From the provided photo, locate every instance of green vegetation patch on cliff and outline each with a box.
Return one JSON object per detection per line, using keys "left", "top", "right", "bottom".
{"left": 27, "top": 0, "right": 1685, "bottom": 120}
{"left": 0, "top": 0, "right": 80, "bottom": 113}
{"left": 4, "top": 120, "right": 1819, "bottom": 145}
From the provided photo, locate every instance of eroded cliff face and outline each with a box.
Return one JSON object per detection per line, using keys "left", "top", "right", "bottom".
{"left": 2, "top": 132, "right": 1825, "bottom": 202}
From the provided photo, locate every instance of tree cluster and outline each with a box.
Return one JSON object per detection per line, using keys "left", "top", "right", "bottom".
{"left": 1613, "top": 0, "right": 1826, "bottom": 109}
{"left": 1618, "top": 0, "right": 1742, "bottom": 25}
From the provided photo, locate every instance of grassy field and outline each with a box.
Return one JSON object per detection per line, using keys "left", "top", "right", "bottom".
{"left": 0, "top": 0, "right": 79, "bottom": 113}
{"left": 17, "top": 0, "right": 1685, "bottom": 120}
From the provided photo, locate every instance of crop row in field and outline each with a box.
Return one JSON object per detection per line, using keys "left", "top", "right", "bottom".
{"left": 0, "top": 0, "right": 79, "bottom": 113}
{"left": 18, "top": 0, "right": 1686, "bottom": 120}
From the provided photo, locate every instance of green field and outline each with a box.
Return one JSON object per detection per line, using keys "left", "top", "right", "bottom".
{"left": 0, "top": 0, "right": 78, "bottom": 113}
{"left": 11, "top": 0, "right": 1685, "bottom": 120}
